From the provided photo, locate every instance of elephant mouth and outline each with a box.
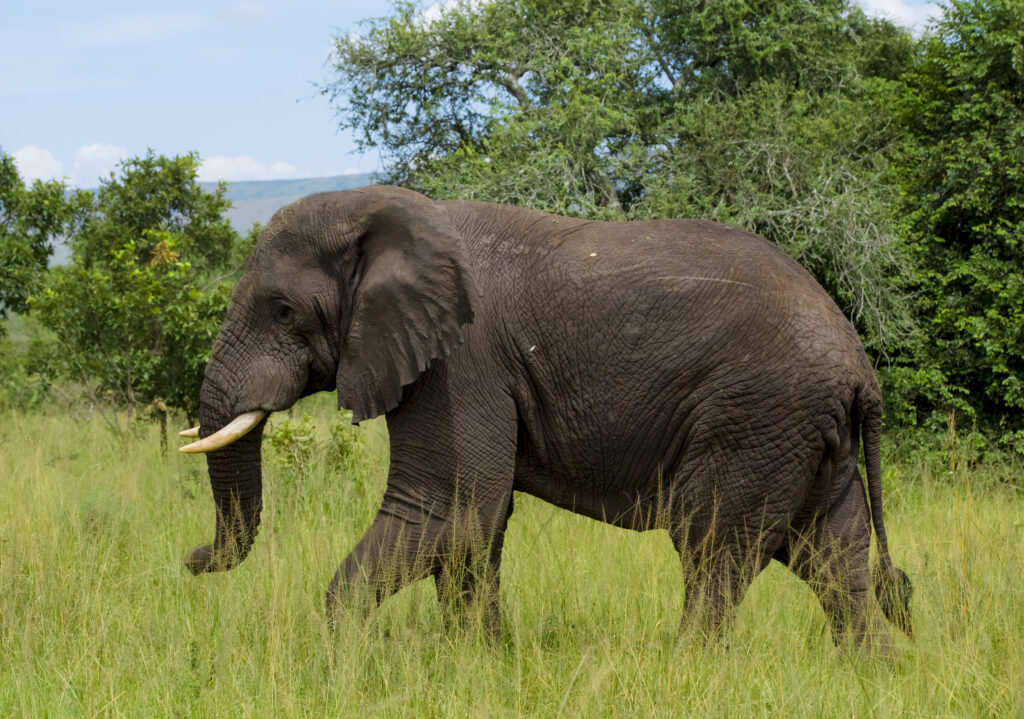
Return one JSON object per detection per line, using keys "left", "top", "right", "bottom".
{"left": 178, "top": 410, "right": 268, "bottom": 454}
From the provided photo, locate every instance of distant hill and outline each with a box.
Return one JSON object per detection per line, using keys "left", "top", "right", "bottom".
{"left": 203, "top": 173, "right": 377, "bottom": 232}
{"left": 50, "top": 173, "right": 377, "bottom": 265}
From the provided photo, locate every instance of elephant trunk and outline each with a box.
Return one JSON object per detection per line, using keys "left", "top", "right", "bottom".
{"left": 184, "top": 376, "right": 268, "bottom": 575}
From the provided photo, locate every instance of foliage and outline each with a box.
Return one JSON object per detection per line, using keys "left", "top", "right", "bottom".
{"left": 328, "top": 410, "right": 367, "bottom": 469}
{"left": 0, "top": 315, "right": 57, "bottom": 411}
{"left": 324, "top": 0, "right": 919, "bottom": 354}
{"left": 70, "top": 151, "right": 236, "bottom": 272}
{"left": 0, "top": 149, "right": 87, "bottom": 333}
{"left": 327, "top": 0, "right": 1024, "bottom": 440}
{"left": 33, "top": 233, "right": 231, "bottom": 419}
{"left": 266, "top": 410, "right": 366, "bottom": 476}
{"left": 891, "top": 0, "right": 1024, "bottom": 440}
{"left": 266, "top": 413, "right": 323, "bottom": 469}
{"left": 30, "top": 152, "right": 252, "bottom": 421}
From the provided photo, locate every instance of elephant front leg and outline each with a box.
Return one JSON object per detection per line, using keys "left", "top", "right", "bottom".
{"left": 433, "top": 494, "right": 514, "bottom": 640}
{"left": 335, "top": 380, "right": 519, "bottom": 633}
{"left": 325, "top": 506, "right": 444, "bottom": 628}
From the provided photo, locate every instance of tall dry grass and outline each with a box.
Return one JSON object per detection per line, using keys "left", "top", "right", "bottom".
{"left": 1, "top": 396, "right": 1021, "bottom": 717}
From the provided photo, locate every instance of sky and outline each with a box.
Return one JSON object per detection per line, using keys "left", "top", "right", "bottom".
{"left": 3, "top": 0, "right": 942, "bottom": 188}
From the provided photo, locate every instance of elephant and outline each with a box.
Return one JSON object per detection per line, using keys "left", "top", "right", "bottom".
{"left": 180, "top": 184, "right": 912, "bottom": 648}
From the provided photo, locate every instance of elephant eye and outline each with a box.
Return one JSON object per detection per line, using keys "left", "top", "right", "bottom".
{"left": 271, "top": 301, "right": 295, "bottom": 325}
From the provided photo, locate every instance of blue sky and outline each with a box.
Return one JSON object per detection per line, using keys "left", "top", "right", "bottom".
{"left": 3, "top": 1, "right": 941, "bottom": 188}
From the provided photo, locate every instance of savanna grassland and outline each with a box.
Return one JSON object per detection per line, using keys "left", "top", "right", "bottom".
{"left": 1, "top": 395, "right": 1022, "bottom": 718}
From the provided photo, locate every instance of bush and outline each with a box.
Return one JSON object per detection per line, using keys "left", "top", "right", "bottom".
{"left": 30, "top": 152, "right": 250, "bottom": 422}
{"left": 266, "top": 411, "right": 366, "bottom": 477}
{"left": 0, "top": 315, "right": 57, "bottom": 411}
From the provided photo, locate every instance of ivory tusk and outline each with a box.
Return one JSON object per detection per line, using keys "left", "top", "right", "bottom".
{"left": 179, "top": 426, "right": 200, "bottom": 438}
{"left": 179, "top": 410, "right": 268, "bottom": 454}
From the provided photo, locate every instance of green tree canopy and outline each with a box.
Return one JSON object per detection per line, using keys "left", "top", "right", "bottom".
{"left": 324, "top": 0, "right": 919, "bottom": 354}
{"left": 72, "top": 151, "right": 237, "bottom": 271}
{"left": 0, "top": 149, "right": 86, "bottom": 331}
{"left": 32, "top": 152, "right": 255, "bottom": 421}
{"left": 891, "top": 0, "right": 1024, "bottom": 435}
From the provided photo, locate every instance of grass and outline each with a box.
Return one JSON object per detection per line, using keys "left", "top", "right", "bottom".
{"left": 1, "top": 395, "right": 1022, "bottom": 717}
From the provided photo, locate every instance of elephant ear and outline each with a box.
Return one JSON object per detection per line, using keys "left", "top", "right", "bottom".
{"left": 335, "top": 189, "right": 476, "bottom": 423}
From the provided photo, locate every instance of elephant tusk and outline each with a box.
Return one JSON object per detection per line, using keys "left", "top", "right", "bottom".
{"left": 179, "top": 410, "right": 268, "bottom": 454}
{"left": 179, "top": 426, "right": 200, "bottom": 438}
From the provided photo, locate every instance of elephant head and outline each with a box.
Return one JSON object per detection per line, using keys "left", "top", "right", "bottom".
{"left": 181, "top": 186, "right": 476, "bottom": 574}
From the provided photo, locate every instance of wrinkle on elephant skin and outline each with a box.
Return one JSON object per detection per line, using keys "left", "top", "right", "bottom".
{"left": 179, "top": 185, "right": 912, "bottom": 651}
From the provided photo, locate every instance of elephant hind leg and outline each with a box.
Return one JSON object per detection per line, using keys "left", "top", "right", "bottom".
{"left": 679, "top": 551, "right": 745, "bottom": 642}
{"left": 782, "top": 479, "right": 889, "bottom": 654}
{"left": 673, "top": 518, "right": 774, "bottom": 643}
{"left": 668, "top": 462, "right": 790, "bottom": 643}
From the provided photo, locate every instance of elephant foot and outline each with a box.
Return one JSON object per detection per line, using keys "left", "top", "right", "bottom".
{"left": 184, "top": 544, "right": 239, "bottom": 574}
{"left": 184, "top": 544, "right": 215, "bottom": 574}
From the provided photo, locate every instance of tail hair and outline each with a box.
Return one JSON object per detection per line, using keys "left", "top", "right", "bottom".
{"left": 874, "top": 564, "right": 914, "bottom": 637}
{"left": 858, "top": 386, "right": 914, "bottom": 638}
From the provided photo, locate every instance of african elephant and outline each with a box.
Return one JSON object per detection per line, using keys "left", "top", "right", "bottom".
{"left": 180, "top": 185, "right": 912, "bottom": 648}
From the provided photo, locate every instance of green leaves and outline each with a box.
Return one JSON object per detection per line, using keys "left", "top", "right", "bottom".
{"left": 29, "top": 152, "right": 248, "bottom": 420}
{"left": 325, "top": 0, "right": 918, "bottom": 349}
{"left": 265, "top": 411, "right": 366, "bottom": 484}
{"left": 0, "top": 150, "right": 87, "bottom": 329}
{"left": 894, "top": 0, "right": 1024, "bottom": 438}
{"left": 71, "top": 151, "right": 235, "bottom": 272}
{"left": 326, "top": 0, "right": 1024, "bottom": 440}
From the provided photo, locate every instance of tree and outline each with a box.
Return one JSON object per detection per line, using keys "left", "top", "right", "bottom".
{"left": 71, "top": 151, "right": 237, "bottom": 272}
{"left": 32, "top": 152, "right": 253, "bottom": 421}
{"left": 892, "top": 0, "right": 1024, "bottom": 438}
{"left": 324, "top": 0, "right": 919, "bottom": 354}
{"left": 0, "top": 149, "right": 86, "bottom": 333}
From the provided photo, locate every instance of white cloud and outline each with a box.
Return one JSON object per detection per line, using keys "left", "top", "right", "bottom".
{"left": 418, "top": 0, "right": 484, "bottom": 27}
{"left": 11, "top": 146, "right": 65, "bottom": 183}
{"left": 10, "top": 143, "right": 129, "bottom": 187}
{"left": 198, "top": 156, "right": 301, "bottom": 182}
{"left": 418, "top": 2, "right": 451, "bottom": 26}
{"left": 72, "top": 143, "right": 128, "bottom": 187}
{"left": 857, "top": 0, "right": 939, "bottom": 32}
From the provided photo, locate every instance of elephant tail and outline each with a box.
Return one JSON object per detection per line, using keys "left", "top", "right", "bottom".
{"left": 858, "top": 389, "right": 914, "bottom": 638}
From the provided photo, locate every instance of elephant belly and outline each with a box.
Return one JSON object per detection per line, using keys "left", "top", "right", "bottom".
{"left": 510, "top": 374, "right": 840, "bottom": 539}
{"left": 511, "top": 432, "right": 678, "bottom": 530}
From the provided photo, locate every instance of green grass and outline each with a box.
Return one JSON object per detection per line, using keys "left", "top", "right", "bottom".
{"left": 1, "top": 396, "right": 1022, "bottom": 717}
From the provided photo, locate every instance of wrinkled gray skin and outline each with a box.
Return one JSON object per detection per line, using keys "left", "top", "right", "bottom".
{"left": 187, "top": 185, "right": 911, "bottom": 647}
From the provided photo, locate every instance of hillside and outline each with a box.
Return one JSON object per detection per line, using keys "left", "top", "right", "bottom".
{"left": 49, "top": 173, "right": 377, "bottom": 265}
{"left": 203, "top": 173, "right": 377, "bottom": 232}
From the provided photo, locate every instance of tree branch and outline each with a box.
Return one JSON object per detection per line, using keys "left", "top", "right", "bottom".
{"left": 639, "top": 23, "right": 678, "bottom": 88}
{"left": 500, "top": 71, "right": 531, "bottom": 108}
